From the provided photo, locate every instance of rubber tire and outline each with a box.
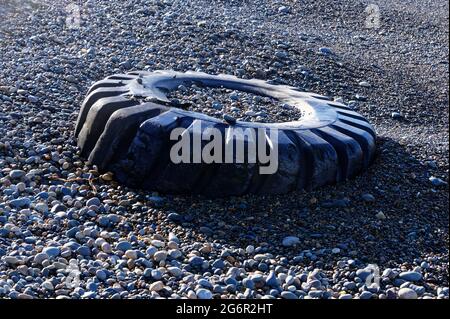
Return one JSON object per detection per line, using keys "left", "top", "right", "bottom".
{"left": 75, "top": 70, "right": 376, "bottom": 197}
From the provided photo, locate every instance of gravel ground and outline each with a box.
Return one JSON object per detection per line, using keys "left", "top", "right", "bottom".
{"left": 166, "top": 86, "right": 304, "bottom": 123}
{"left": 0, "top": 0, "right": 448, "bottom": 299}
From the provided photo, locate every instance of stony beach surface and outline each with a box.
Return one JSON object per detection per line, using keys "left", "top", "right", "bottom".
{"left": 0, "top": 0, "right": 448, "bottom": 299}
{"left": 166, "top": 86, "right": 305, "bottom": 123}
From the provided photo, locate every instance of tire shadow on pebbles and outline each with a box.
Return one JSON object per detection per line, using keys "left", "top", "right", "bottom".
{"left": 159, "top": 136, "right": 448, "bottom": 268}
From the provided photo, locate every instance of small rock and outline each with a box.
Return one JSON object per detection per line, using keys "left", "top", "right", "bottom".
{"left": 167, "top": 212, "right": 182, "bottom": 222}
{"left": 429, "top": 176, "right": 447, "bottom": 187}
{"left": 33, "top": 252, "right": 49, "bottom": 265}
{"left": 361, "top": 193, "right": 375, "bottom": 202}
{"left": 101, "top": 242, "right": 112, "bottom": 253}
{"left": 9, "top": 197, "right": 31, "bottom": 208}
{"left": 281, "top": 291, "right": 298, "bottom": 299}
{"left": 96, "top": 269, "right": 107, "bottom": 281}
{"left": 116, "top": 241, "right": 132, "bottom": 252}
{"left": 43, "top": 246, "right": 60, "bottom": 258}
{"left": 266, "top": 271, "right": 279, "bottom": 288}
{"left": 42, "top": 280, "right": 54, "bottom": 291}
{"left": 150, "top": 281, "right": 164, "bottom": 292}
{"left": 398, "top": 288, "right": 418, "bottom": 299}
{"left": 189, "top": 256, "right": 204, "bottom": 267}
{"left": 167, "top": 266, "right": 183, "bottom": 277}
{"left": 359, "top": 81, "right": 371, "bottom": 87}
{"left": 153, "top": 251, "right": 168, "bottom": 262}
{"left": 282, "top": 236, "right": 300, "bottom": 247}
{"left": 223, "top": 114, "right": 236, "bottom": 125}
{"left": 27, "top": 95, "right": 38, "bottom": 103}
{"left": 376, "top": 212, "right": 386, "bottom": 220}
{"left": 125, "top": 250, "right": 138, "bottom": 260}
{"left": 399, "top": 271, "right": 423, "bottom": 282}
{"left": 278, "top": 6, "right": 290, "bottom": 14}
{"left": 100, "top": 172, "right": 113, "bottom": 181}
{"left": 196, "top": 288, "right": 213, "bottom": 299}
{"left": 9, "top": 170, "right": 26, "bottom": 179}
{"left": 391, "top": 112, "right": 402, "bottom": 119}
{"left": 331, "top": 248, "right": 341, "bottom": 254}
{"left": 359, "top": 291, "right": 373, "bottom": 299}
{"left": 319, "top": 47, "right": 334, "bottom": 55}
{"left": 4, "top": 256, "right": 19, "bottom": 265}
{"left": 86, "top": 197, "right": 101, "bottom": 207}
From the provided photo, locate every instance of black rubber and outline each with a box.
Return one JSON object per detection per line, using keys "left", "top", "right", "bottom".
{"left": 75, "top": 70, "right": 376, "bottom": 196}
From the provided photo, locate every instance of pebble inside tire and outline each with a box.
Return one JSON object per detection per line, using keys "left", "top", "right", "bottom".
{"left": 75, "top": 70, "right": 377, "bottom": 197}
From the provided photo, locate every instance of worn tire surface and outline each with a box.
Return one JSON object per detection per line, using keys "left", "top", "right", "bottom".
{"left": 75, "top": 70, "right": 376, "bottom": 196}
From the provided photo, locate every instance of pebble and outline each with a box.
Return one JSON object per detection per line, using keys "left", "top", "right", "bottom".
{"left": 27, "top": 95, "right": 38, "bottom": 103}
{"left": 116, "top": 241, "right": 132, "bottom": 252}
{"left": 223, "top": 114, "right": 237, "bottom": 125}
{"left": 0, "top": 0, "right": 447, "bottom": 301}
{"left": 278, "top": 6, "right": 290, "bottom": 14}
{"left": 86, "top": 197, "right": 101, "bottom": 207}
{"left": 101, "top": 242, "right": 112, "bottom": 253}
{"left": 96, "top": 270, "right": 107, "bottom": 281}
{"left": 43, "top": 247, "right": 60, "bottom": 258}
{"left": 266, "top": 271, "right": 279, "bottom": 288}
{"left": 125, "top": 250, "right": 138, "bottom": 260}
{"left": 358, "top": 81, "right": 371, "bottom": 87}
{"left": 189, "top": 256, "right": 204, "bottom": 267}
{"left": 150, "top": 281, "right": 164, "bottom": 292}
{"left": 33, "top": 252, "right": 49, "bottom": 265}
{"left": 9, "top": 197, "right": 31, "bottom": 208}
{"left": 196, "top": 288, "right": 213, "bottom": 299}
{"left": 153, "top": 251, "right": 168, "bottom": 262}
{"left": 376, "top": 212, "right": 386, "bottom": 220}
{"left": 282, "top": 236, "right": 300, "bottom": 247}
{"left": 319, "top": 47, "right": 334, "bottom": 55}
{"left": 167, "top": 267, "right": 183, "bottom": 277}
{"left": 77, "top": 246, "right": 91, "bottom": 257}
{"left": 331, "top": 248, "right": 341, "bottom": 254}
{"left": 429, "top": 176, "right": 447, "bottom": 187}
{"left": 9, "top": 170, "right": 25, "bottom": 179}
{"left": 4, "top": 256, "right": 20, "bottom": 265}
{"left": 281, "top": 291, "right": 298, "bottom": 299}
{"left": 359, "top": 291, "right": 373, "bottom": 299}
{"left": 398, "top": 288, "right": 418, "bottom": 299}
{"left": 399, "top": 271, "right": 423, "bottom": 282}
{"left": 361, "top": 193, "right": 375, "bottom": 202}
{"left": 391, "top": 112, "right": 402, "bottom": 119}
{"left": 42, "top": 280, "right": 54, "bottom": 291}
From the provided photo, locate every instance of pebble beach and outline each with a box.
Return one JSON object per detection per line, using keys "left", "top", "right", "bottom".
{"left": 0, "top": 0, "right": 448, "bottom": 300}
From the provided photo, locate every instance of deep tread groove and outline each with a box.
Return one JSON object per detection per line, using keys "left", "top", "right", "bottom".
{"left": 78, "top": 96, "right": 141, "bottom": 157}
{"left": 283, "top": 130, "right": 319, "bottom": 190}
{"left": 311, "top": 127, "right": 364, "bottom": 181}
{"left": 339, "top": 117, "right": 376, "bottom": 140}
{"left": 87, "top": 80, "right": 129, "bottom": 95}
{"left": 311, "top": 129, "right": 348, "bottom": 181}
{"left": 331, "top": 122, "right": 375, "bottom": 167}
{"left": 337, "top": 110, "right": 367, "bottom": 122}
{"left": 75, "top": 87, "right": 129, "bottom": 136}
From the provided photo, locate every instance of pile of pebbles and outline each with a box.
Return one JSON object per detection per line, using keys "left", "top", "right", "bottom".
{"left": 0, "top": 0, "right": 448, "bottom": 299}
{"left": 166, "top": 85, "right": 304, "bottom": 123}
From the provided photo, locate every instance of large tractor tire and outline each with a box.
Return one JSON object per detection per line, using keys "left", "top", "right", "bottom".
{"left": 75, "top": 70, "right": 376, "bottom": 197}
